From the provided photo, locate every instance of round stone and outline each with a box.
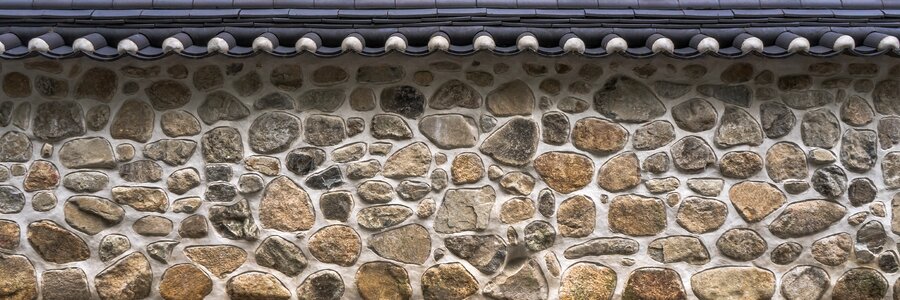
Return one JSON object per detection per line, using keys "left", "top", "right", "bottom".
{"left": 571, "top": 117, "right": 628, "bottom": 155}
{"left": 801, "top": 109, "right": 841, "bottom": 148}
{"left": 198, "top": 91, "right": 250, "bottom": 125}
{"left": 381, "top": 85, "right": 425, "bottom": 119}
{"left": 811, "top": 165, "right": 847, "bottom": 198}
{"left": 633, "top": 120, "right": 675, "bottom": 150}
{"left": 308, "top": 225, "right": 361, "bottom": 266}
{"left": 716, "top": 228, "right": 767, "bottom": 261}
{"left": 760, "top": 101, "right": 796, "bottom": 138}
{"left": 559, "top": 262, "right": 616, "bottom": 300}
{"left": 557, "top": 195, "right": 596, "bottom": 238}
{"left": 597, "top": 152, "right": 641, "bottom": 192}
{"left": 421, "top": 263, "right": 478, "bottom": 300}
{"left": 766, "top": 142, "right": 808, "bottom": 182}
{"left": 781, "top": 266, "right": 830, "bottom": 300}
{"left": 771, "top": 242, "right": 803, "bottom": 265}
{"left": 524, "top": 220, "right": 556, "bottom": 251}
{"left": 146, "top": 80, "right": 191, "bottom": 110}
{"left": 297, "top": 270, "right": 345, "bottom": 300}
{"left": 500, "top": 197, "right": 535, "bottom": 224}
{"left": 368, "top": 224, "right": 432, "bottom": 264}
{"left": 676, "top": 197, "right": 727, "bottom": 234}
{"left": 719, "top": 151, "right": 763, "bottom": 179}
{"left": 840, "top": 128, "right": 878, "bottom": 172}
{"left": 533, "top": 151, "right": 593, "bottom": 194}
{"left": 541, "top": 112, "right": 570, "bottom": 146}
{"left": 714, "top": 106, "right": 763, "bottom": 148}
{"left": 356, "top": 261, "right": 412, "bottom": 300}
{"left": 248, "top": 112, "right": 300, "bottom": 154}
{"left": 670, "top": 136, "right": 716, "bottom": 173}
{"left": 479, "top": 118, "right": 539, "bottom": 167}
{"left": 832, "top": 268, "right": 887, "bottom": 300}
{"left": 201, "top": 127, "right": 244, "bottom": 163}
{"left": 270, "top": 64, "right": 303, "bottom": 91}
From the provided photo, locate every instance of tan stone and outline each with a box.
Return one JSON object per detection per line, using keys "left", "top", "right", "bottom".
{"left": 110, "top": 186, "right": 169, "bottom": 212}
{"left": 183, "top": 245, "right": 247, "bottom": 278}
{"left": 94, "top": 253, "right": 152, "bottom": 300}
{"left": 308, "top": 225, "right": 361, "bottom": 266}
{"left": 159, "top": 264, "right": 212, "bottom": 300}
{"left": 356, "top": 261, "right": 412, "bottom": 300}
{"left": 559, "top": 262, "right": 617, "bottom": 300}
{"left": 382, "top": 142, "right": 432, "bottom": 178}
{"left": 368, "top": 224, "right": 431, "bottom": 265}
{"left": 227, "top": 272, "right": 291, "bottom": 300}
{"left": 690, "top": 267, "right": 776, "bottom": 300}
{"left": 608, "top": 194, "right": 666, "bottom": 236}
{"left": 26, "top": 220, "right": 90, "bottom": 264}
{"left": 766, "top": 142, "right": 808, "bottom": 182}
{"left": 572, "top": 117, "right": 628, "bottom": 155}
{"left": 259, "top": 176, "right": 315, "bottom": 232}
{"left": 0, "top": 254, "right": 37, "bottom": 300}
{"left": 22, "top": 160, "right": 58, "bottom": 192}
{"left": 622, "top": 268, "right": 686, "bottom": 300}
{"left": 450, "top": 152, "right": 484, "bottom": 184}
{"left": 557, "top": 195, "right": 596, "bottom": 237}
{"left": 729, "top": 181, "right": 786, "bottom": 222}
{"left": 0, "top": 219, "right": 19, "bottom": 250}
{"left": 597, "top": 152, "right": 641, "bottom": 192}
{"left": 421, "top": 263, "right": 479, "bottom": 300}
{"left": 500, "top": 197, "right": 536, "bottom": 224}
{"left": 533, "top": 151, "right": 593, "bottom": 194}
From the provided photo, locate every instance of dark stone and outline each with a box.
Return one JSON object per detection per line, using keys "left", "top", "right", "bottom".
{"left": 381, "top": 85, "right": 426, "bottom": 119}
{"left": 34, "top": 75, "right": 68, "bottom": 99}
{"left": 305, "top": 115, "right": 345, "bottom": 146}
{"left": 305, "top": 165, "right": 344, "bottom": 190}
{"left": 444, "top": 234, "right": 507, "bottom": 274}
{"left": 841, "top": 129, "right": 878, "bottom": 172}
{"left": 320, "top": 191, "right": 353, "bottom": 221}
{"left": 297, "top": 89, "right": 345, "bottom": 112}
{"left": 670, "top": 136, "right": 716, "bottom": 173}
{"left": 811, "top": 165, "right": 847, "bottom": 198}
{"left": 479, "top": 118, "right": 539, "bottom": 167}
{"left": 541, "top": 112, "right": 569, "bottom": 146}
{"left": 777, "top": 74, "right": 813, "bottom": 91}
{"left": 255, "top": 92, "right": 295, "bottom": 110}
{"left": 848, "top": 178, "right": 877, "bottom": 206}
{"left": 759, "top": 102, "right": 796, "bottom": 138}
{"left": 696, "top": 84, "right": 751, "bottom": 107}
{"left": 801, "top": 109, "right": 841, "bottom": 148}
{"left": 201, "top": 127, "right": 243, "bottom": 163}
{"left": 430, "top": 79, "right": 481, "bottom": 109}
{"left": 205, "top": 164, "right": 232, "bottom": 182}
{"left": 197, "top": 91, "right": 250, "bottom": 125}
{"left": 85, "top": 104, "right": 110, "bottom": 131}
{"left": 782, "top": 90, "right": 834, "bottom": 109}
{"left": 75, "top": 67, "right": 118, "bottom": 102}
{"left": 286, "top": 147, "right": 326, "bottom": 176}
{"left": 633, "top": 120, "right": 675, "bottom": 150}
{"left": 145, "top": 80, "right": 191, "bottom": 110}
{"left": 119, "top": 160, "right": 162, "bottom": 183}
{"left": 671, "top": 98, "right": 717, "bottom": 132}
{"left": 205, "top": 182, "right": 238, "bottom": 202}
{"left": 523, "top": 220, "right": 556, "bottom": 251}
{"left": 270, "top": 64, "right": 303, "bottom": 91}
{"left": 248, "top": 112, "right": 300, "bottom": 154}
{"left": 110, "top": 100, "right": 154, "bottom": 143}
{"left": 770, "top": 242, "right": 802, "bottom": 265}
{"left": 32, "top": 101, "right": 85, "bottom": 142}
{"left": 593, "top": 76, "right": 666, "bottom": 122}
{"left": 208, "top": 199, "right": 259, "bottom": 241}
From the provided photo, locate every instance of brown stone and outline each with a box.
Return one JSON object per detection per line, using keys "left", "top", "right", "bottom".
{"left": 26, "top": 220, "right": 90, "bottom": 263}
{"left": 572, "top": 117, "right": 628, "bottom": 155}
{"left": 159, "top": 264, "right": 212, "bottom": 300}
{"left": 259, "top": 176, "right": 315, "bottom": 232}
{"left": 623, "top": 268, "right": 686, "bottom": 300}
{"left": 597, "top": 152, "right": 641, "bottom": 192}
{"left": 22, "top": 160, "right": 59, "bottom": 192}
{"left": 183, "top": 245, "right": 247, "bottom": 278}
{"left": 0, "top": 220, "right": 19, "bottom": 250}
{"left": 421, "top": 263, "right": 479, "bottom": 300}
{"left": 557, "top": 195, "right": 596, "bottom": 238}
{"left": 0, "top": 254, "right": 37, "bottom": 300}
{"left": 227, "top": 272, "right": 291, "bottom": 300}
{"left": 559, "top": 262, "right": 617, "bottom": 300}
{"left": 451, "top": 152, "right": 484, "bottom": 184}
{"left": 608, "top": 194, "right": 667, "bottom": 236}
{"left": 676, "top": 197, "right": 727, "bottom": 234}
{"left": 729, "top": 181, "right": 786, "bottom": 222}
{"left": 356, "top": 261, "right": 412, "bottom": 300}
{"left": 690, "top": 267, "right": 775, "bottom": 300}
{"left": 94, "top": 253, "right": 152, "bottom": 300}
{"left": 308, "top": 225, "right": 361, "bottom": 267}
{"left": 383, "top": 142, "right": 432, "bottom": 178}
{"left": 533, "top": 151, "right": 593, "bottom": 194}
{"left": 111, "top": 186, "right": 168, "bottom": 212}
{"left": 368, "top": 224, "right": 431, "bottom": 265}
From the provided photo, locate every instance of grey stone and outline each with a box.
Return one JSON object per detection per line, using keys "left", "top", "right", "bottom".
{"left": 34, "top": 75, "right": 68, "bottom": 99}
{"left": 31, "top": 191, "right": 56, "bottom": 212}
{"left": 347, "top": 159, "right": 381, "bottom": 180}
{"left": 563, "top": 237, "right": 639, "bottom": 259}
{"left": 85, "top": 104, "right": 109, "bottom": 131}
{"left": 132, "top": 215, "right": 173, "bottom": 236}
{"left": 652, "top": 81, "right": 691, "bottom": 99}
{"left": 841, "top": 95, "right": 875, "bottom": 126}
{"left": 557, "top": 97, "right": 589, "bottom": 113}
{"left": 483, "top": 259, "right": 548, "bottom": 300}
{"left": 178, "top": 214, "right": 208, "bottom": 238}
{"left": 357, "top": 180, "right": 394, "bottom": 204}
{"left": 0, "top": 185, "right": 25, "bottom": 213}
{"left": 769, "top": 200, "right": 846, "bottom": 238}
{"left": 147, "top": 240, "right": 179, "bottom": 263}
{"left": 690, "top": 267, "right": 775, "bottom": 299}
{"left": 782, "top": 90, "right": 834, "bottom": 109}
{"left": 444, "top": 234, "right": 507, "bottom": 274}
{"left": 305, "top": 114, "right": 345, "bottom": 146}
{"left": 778, "top": 74, "right": 813, "bottom": 91}
{"left": 270, "top": 64, "right": 303, "bottom": 91}
{"left": 110, "top": 99, "right": 154, "bottom": 143}
{"left": 255, "top": 92, "right": 295, "bottom": 110}
{"left": 297, "top": 89, "right": 345, "bottom": 112}
{"left": 697, "top": 84, "right": 751, "bottom": 107}
{"left": 874, "top": 80, "right": 900, "bottom": 115}
{"left": 811, "top": 233, "right": 852, "bottom": 266}
{"left": 0, "top": 131, "right": 32, "bottom": 162}
{"left": 234, "top": 71, "right": 262, "bottom": 96}
{"left": 357, "top": 65, "right": 404, "bottom": 84}
{"left": 593, "top": 76, "right": 666, "bottom": 122}
{"left": 648, "top": 236, "right": 710, "bottom": 265}
{"left": 719, "top": 151, "right": 763, "bottom": 179}
{"left": 879, "top": 117, "right": 900, "bottom": 149}
{"left": 857, "top": 220, "right": 887, "bottom": 253}
{"left": 41, "top": 268, "right": 92, "bottom": 300}
{"left": 479, "top": 118, "right": 539, "bottom": 167}
{"left": 32, "top": 101, "right": 85, "bottom": 142}
{"left": 63, "top": 195, "right": 124, "bottom": 235}
{"left": 849, "top": 178, "right": 877, "bottom": 206}
{"left": 297, "top": 270, "right": 345, "bottom": 300}
{"left": 676, "top": 196, "right": 727, "bottom": 234}
{"left": 643, "top": 152, "right": 670, "bottom": 174}
{"left": 368, "top": 224, "right": 431, "bottom": 264}
{"left": 63, "top": 171, "right": 109, "bottom": 193}
{"left": 249, "top": 112, "right": 300, "bottom": 154}
{"left": 332, "top": 142, "right": 366, "bottom": 163}
{"left": 256, "top": 236, "right": 308, "bottom": 276}
{"left": 486, "top": 80, "right": 535, "bottom": 117}
{"left": 197, "top": 90, "right": 250, "bottom": 125}
{"left": 372, "top": 114, "right": 413, "bottom": 140}
{"left": 524, "top": 220, "right": 556, "bottom": 251}
{"left": 721, "top": 63, "right": 754, "bottom": 83}
{"left": 286, "top": 147, "right": 326, "bottom": 176}
{"left": 205, "top": 165, "right": 232, "bottom": 183}
{"left": 201, "top": 127, "right": 243, "bottom": 163}
{"left": 419, "top": 114, "right": 478, "bottom": 149}
{"left": 99, "top": 234, "right": 130, "bottom": 262}
{"left": 716, "top": 228, "right": 767, "bottom": 261}
{"left": 205, "top": 182, "right": 237, "bottom": 202}
{"left": 143, "top": 139, "right": 197, "bottom": 166}
{"left": 759, "top": 101, "right": 796, "bottom": 138}
{"left": 431, "top": 79, "right": 481, "bottom": 109}
{"left": 145, "top": 80, "right": 191, "bottom": 110}
{"left": 832, "top": 268, "right": 888, "bottom": 300}
{"left": 357, "top": 204, "right": 412, "bottom": 230}
{"left": 209, "top": 199, "right": 259, "bottom": 241}
{"left": 381, "top": 85, "right": 426, "bottom": 119}
{"left": 670, "top": 136, "right": 716, "bottom": 173}
{"left": 672, "top": 99, "right": 718, "bottom": 134}
{"left": 886, "top": 152, "right": 900, "bottom": 189}
{"left": 167, "top": 168, "right": 200, "bottom": 195}
{"left": 633, "top": 120, "right": 674, "bottom": 150}
{"left": 160, "top": 110, "right": 201, "bottom": 137}
{"left": 840, "top": 129, "right": 878, "bottom": 172}
{"left": 715, "top": 106, "right": 763, "bottom": 148}
{"left": 811, "top": 165, "right": 847, "bottom": 198}
{"left": 435, "top": 186, "right": 496, "bottom": 233}
{"left": 312, "top": 65, "right": 348, "bottom": 86}
{"left": 119, "top": 160, "right": 162, "bottom": 183}
{"left": 686, "top": 178, "right": 724, "bottom": 197}
{"left": 193, "top": 65, "right": 224, "bottom": 91}
{"left": 305, "top": 165, "right": 344, "bottom": 190}
{"left": 771, "top": 242, "right": 803, "bottom": 265}
{"left": 396, "top": 180, "right": 430, "bottom": 201}
{"left": 350, "top": 87, "right": 376, "bottom": 111}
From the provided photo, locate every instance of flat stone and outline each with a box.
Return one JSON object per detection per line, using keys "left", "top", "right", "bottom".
{"left": 145, "top": 80, "right": 191, "bottom": 110}
{"left": 111, "top": 186, "right": 168, "bottom": 212}
{"left": 63, "top": 196, "right": 124, "bottom": 235}
{"left": 356, "top": 261, "right": 412, "bottom": 300}
{"left": 184, "top": 245, "right": 247, "bottom": 278}
{"left": 670, "top": 136, "right": 716, "bottom": 173}
{"left": 312, "top": 65, "right": 348, "bottom": 86}
{"left": 486, "top": 80, "right": 534, "bottom": 116}
{"left": 255, "top": 92, "right": 295, "bottom": 111}
{"left": 499, "top": 171, "right": 534, "bottom": 195}
{"left": 557, "top": 97, "right": 590, "bottom": 113}
{"left": 653, "top": 80, "right": 691, "bottom": 99}
{"left": 782, "top": 90, "right": 834, "bottom": 109}
{"left": 22, "top": 160, "right": 58, "bottom": 192}
{"left": 676, "top": 196, "right": 727, "bottom": 233}
{"left": 643, "top": 152, "right": 670, "bottom": 174}
{"left": 729, "top": 181, "right": 786, "bottom": 223}
{"left": 771, "top": 242, "right": 803, "bottom": 265}
{"left": 380, "top": 85, "right": 425, "bottom": 119}
{"left": 304, "top": 114, "right": 345, "bottom": 146}
{"left": 0, "top": 131, "right": 31, "bottom": 162}
{"left": 159, "top": 110, "right": 201, "bottom": 138}
{"left": 209, "top": 199, "right": 259, "bottom": 240}
{"left": 597, "top": 152, "right": 641, "bottom": 192}
{"left": 265, "top": 62, "right": 303, "bottom": 90}
{"left": 557, "top": 195, "right": 595, "bottom": 237}
{"left": 159, "top": 264, "right": 213, "bottom": 300}
{"left": 690, "top": 267, "right": 775, "bottom": 300}
{"left": 697, "top": 84, "right": 752, "bottom": 107}
{"left": 146, "top": 240, "right": 178, "bottom": 263}
{"left": 41, "top": 268, "right": 91, "bottom": 300}
{"left": 34, "top": 75, "right": 68, "bottom": 99}
{"left": 499, "top": 197, "right": 535, "bottom": 224}
{"left": 0, "top": 255, "right": 34, "bottom": 300}
{"left": 357, "top": 204, "right": 412, "bottom": 230}
{"left": 444, "top": 234, "right": 507, "bottom": 274}
{"left": 204, "top": 182, "right": 237, "bottom": 202}
{"left": 563, "top": 237, "right": 639, "bottom": 259}
{"left": 357, "top": 65, "right": 404, "bottom": 84}
{"left": 61, "top": 171, "right": 108, "bottom": 193}
{"left": 811, "top": 165, "right": 847, "bottom": 197}
{"left": 609, "top": 194, "right": 666, "bottom": 236}
{"left": 371, "top": 114, "right": 413, "bottom": 140}
{"left": 99, "top": 234, "right": 130, "bottom": 262}
{"left": 296, "top": 270, "right": 345, "bottom": 300}
{"left": 466, "top": 71, "right": 494, "bottom": 87}
{"left": 715, "top": 106, "right": 763, "bottom": 148}
{"left": 483, "top": 259, "right": 548, "bottom": 300}
{"left": 27, "top": 220, "right": 90, "bottom": 263}
{"left": 165, "top": 168, "right": 200, "bottom": 195}
{"left": 840, "top": 129, "right": 877, "bottom": 172}
{"left": 760, "top": 101, "right": 796, "bottom": 138}
{"left": 141, "top": 139, "right": 196, "bottom": 166}
{"left": 632, "top": 120, "right": 674, "bottom": 150}
{"left": 769, "top": 199, "right": 846, "bottom": 238}
{"left": 623, "top": 268, "right": 686, "bottom": 300}
{"left": 435, "top": 186, "right": 495, "bottom": 233}
{"left": 717, "top": 228, "right": 767, "bottom": 261}
{"left": 246, "top": 112, "right": 300, "bottom": 154}
{"left": 357, "top": 180, "right": 394, "bottom": 204}
{"left": 766, "top": 142, "right": 808, "bottom": 182}
{"left": 227, "top": 272, "right": 291, "bottom": 300}
{"left": 480, "top": 118, "right": 539, "bottom": 166}
{"left": 832, "top": 268, "right": 889, "bottom": 300}
{"left": 383, "top": 142, "right": 431, "bottom": 178}
{"left": 368, "top": 224, "right": 431, "bottom": 264}
{"left": 801, "top": 109, "right": 841, "bottom": 148}
{"left": 94, "top": 253, "right": 152, "bottom": 300}
{"left": 119, "top": 160, "right": 162, "bottom": 183}
{"left": 572, "top": 117, "right": 628, "bottom": 155}
{"left": 32, "top": 101, "right": 85, "bottom": 142}
{"left": 259, "top": 176, "right": 314, "bottom": 232}
{"left": 558, "top": 262, "right": 616, "bottom": 300}
{"left": 308, "top": 225, "right": 361, "bottom": 266}
{"left": 886, "top": 152, "right": 900, "bottom": 189}
{"left": 256, "top": 236, "right": 308, "bottom": 277}
{"left": 418, "top": 114, "right": 478, "bottom": 149}
{"left": 396, "top": 180, "right": 429, "bottom": 201}
{"left": 430, "top": 79, "right": 481, "bottom": 109}
{"left": 243, "top": 155, "right": 281, "bottom": 176}
{"left": 132, "top": 215, "right": 173, "bottom": 236}
{"left": 178, "top": 215, "right": 208, "bottom": 238}
{"left": 305, "top": 165, "right": 343, "bottom": 190}
{"left": 347, "top": 159, "right": 381, "bottom": 180}
{"left": 879, "top": 117, "right": 900, "bottom": 149}
{"left": 594, "top": 76, "right": 666, "bottom": 122}
{"left": 778, "top": 74, "right": 813, "bottom": 91}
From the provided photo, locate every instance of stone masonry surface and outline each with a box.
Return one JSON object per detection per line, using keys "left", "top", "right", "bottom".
{"left": 0, "top": 53, "right": 899, "bottom": 299}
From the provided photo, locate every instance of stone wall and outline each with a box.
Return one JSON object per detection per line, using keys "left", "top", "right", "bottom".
{"left": 0, "top": 53, "right": 899, "bottom": 300}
